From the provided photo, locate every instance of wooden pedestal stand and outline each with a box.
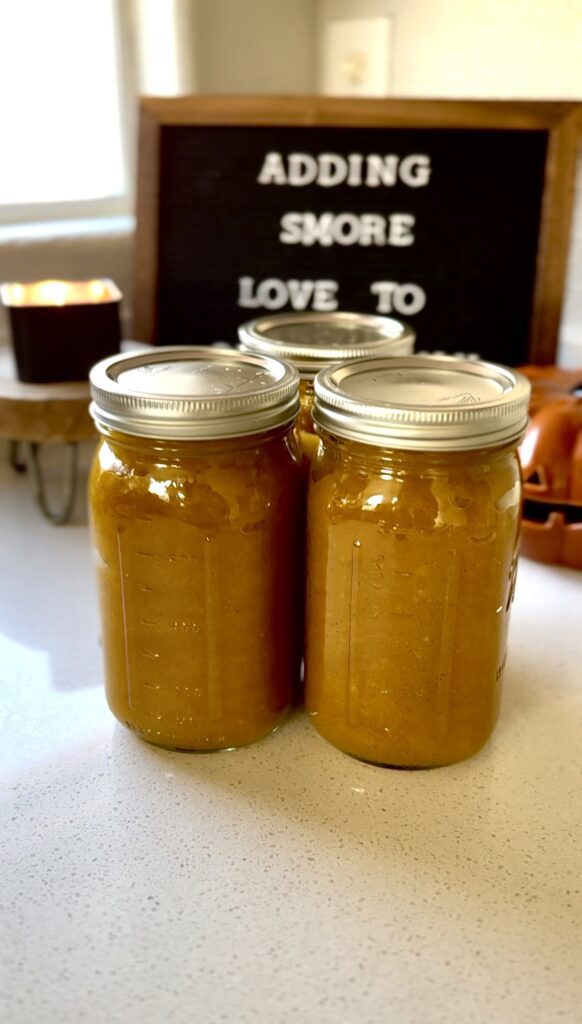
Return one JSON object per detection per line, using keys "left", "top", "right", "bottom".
{"left": 0, "top": 350, "right": 95, "bottom": 524}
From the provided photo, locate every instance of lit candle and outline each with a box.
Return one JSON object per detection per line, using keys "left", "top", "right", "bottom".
{"left": 0, "top": 278, "right": 122, "bottom": 383}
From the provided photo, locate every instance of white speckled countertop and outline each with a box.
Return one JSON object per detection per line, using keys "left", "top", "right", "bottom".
{"left": 1, "top": 441, "right": 581, "bottom": 1024}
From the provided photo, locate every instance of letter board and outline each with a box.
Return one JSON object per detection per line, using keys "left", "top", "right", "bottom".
{"left": 134, "top": 96, "right": 581, "bottom": 364}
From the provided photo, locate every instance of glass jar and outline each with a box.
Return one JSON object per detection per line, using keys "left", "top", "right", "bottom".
{"left": 305, "top": 356, "right": 531, "bottom": 768}
{"left": 89, "top": 347, "right": 303, "bottom": 751}
{"left": 238, "top": 312, "right": 415, "bottom": 459}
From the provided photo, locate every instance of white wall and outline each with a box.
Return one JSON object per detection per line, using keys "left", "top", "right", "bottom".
{"left": 195, "top": 0, "right": 317, "bottom": 94}
{"left": 135, "top": 0, "right": 197, "bottom": 94}
{"left": 321, "top": 0, "right": 582, "bottom": 99}
{"left": 388, "top": 0, "right": 582, "bottom": 99}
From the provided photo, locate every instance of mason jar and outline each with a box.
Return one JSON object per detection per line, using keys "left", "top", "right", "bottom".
{"left": 305, "top": 356, "right": 531, "bottom": 768}
{"left": 238, "top": 312, "right": 415, "bottom": 459}
{"left": 89, "top": 347, "right": 303, "bottom": 751}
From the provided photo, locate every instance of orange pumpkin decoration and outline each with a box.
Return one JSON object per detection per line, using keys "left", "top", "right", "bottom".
{"left": 518, "top": 365, "right": 582, "bottom": 569}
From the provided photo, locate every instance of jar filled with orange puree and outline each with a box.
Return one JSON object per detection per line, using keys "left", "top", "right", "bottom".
{"left": 238, "top": 312, "right": 415, "bottom": 460}
{"left": 89, "top": 347, "right": 303, "bottom": 751}
{"left": 305, "top": 356, "right": 531, "bottom": 768}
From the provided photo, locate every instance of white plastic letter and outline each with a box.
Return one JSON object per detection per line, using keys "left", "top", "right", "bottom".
{"left": 332, "top": 213, "right": 360, "bottom": 246}
{"left": 399, "top": 154, "right": 431, "bottom": 188}
{"left": 318, "top": 153, "right": 347, "bottom": 187}
{"left": 257, "top": 279, "right": 288, "bottom": 310}
{"left": 313, "top": 280, "right": 339, "bottom": 311}
{"left": 387, "top": 213, "right": 415, "bottom": 247}
{"left": 393, "top": 283, "right": 426, "bottom": 315}
{"left": 347, "top": 154, "right": 364, "bottom": 186}
{"left": 257, "top": 152, "right": 286, "bottom": 185}
{"left": 238, "top": 276, "right": 260, "bottom": 308}
{"left": 302, "top": 212, "right": 334, "bottom": 246}
{"left": 370, "top": 281, "right": 398, "bottom": 314}
{"left": 287, "top": 280, "right": 315, "bottom": 311}
{"left": 288, "top": 153, "right": 318, "bottom": 186}
{"left": 365, "top": 155, "right": 399, "bottom": 187}
{"left": 359, "top": 214, "right": 386, "bottom": 246}
{"left": 279, "top": 212, "right": 303, "bottom": 245}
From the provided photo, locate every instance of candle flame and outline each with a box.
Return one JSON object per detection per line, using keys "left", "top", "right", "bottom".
{"left": 0, "top": 279, "right": 121, "bottom": 307}
{"left": 9, "top": 283, "right": 26, "bottom": 305}
{"left": 88, "top": 280, "right": 107, "bottom": 302}
{"left": 38, "top": 280, "right": 71, "bottom": 306}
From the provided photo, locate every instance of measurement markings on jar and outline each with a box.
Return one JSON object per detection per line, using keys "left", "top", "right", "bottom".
{"left": 134, "top": 618, "right": 200, "bottom": 632}
{"left": 117, "top": 529, "right": 136, "bottom": 711}
{"left": 134, "top": 550, "right": 200, "bottom": 562}
{"left": 203, "top": 536, "right": 223, "bottom": 723}
{"left": 435, "top": 546, "right": 461, "bottom": 731}
{"left": 347, "top": 539, "right": 362, "bottom": 727}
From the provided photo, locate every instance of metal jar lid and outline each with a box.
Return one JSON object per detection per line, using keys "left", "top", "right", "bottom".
{"left": 89, "top": 346, "right": 299, "bottom": 440}
{"left": 238, "top": 311, "right": 415, "bottom": 379}
{"left": 313, "top": 356, "right": 531, "bottom": 451}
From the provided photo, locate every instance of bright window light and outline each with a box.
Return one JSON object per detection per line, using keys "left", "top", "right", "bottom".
{"left": 0, "top": 0, "right": 124, "bottom": 207}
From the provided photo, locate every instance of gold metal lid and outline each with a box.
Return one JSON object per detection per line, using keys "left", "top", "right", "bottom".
{"left": 313, "top": 356, "right": 531, "bottom": 451}
{"left": 238, "top": 311, "right": 415, "bottom": 378}
{"left": 90, "top": 347, "right": 299, "bottom": 440}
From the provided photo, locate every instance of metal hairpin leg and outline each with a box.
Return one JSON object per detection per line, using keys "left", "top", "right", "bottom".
{"left": 8, "top": 440, "right": 27, "bottom": 473}
{"left": 26, "top": 441, "right": 79, "bottom": 525}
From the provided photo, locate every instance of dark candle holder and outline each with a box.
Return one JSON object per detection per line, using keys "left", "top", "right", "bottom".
{"left": 0, "top": 278, "right": 122, "bottom": 383}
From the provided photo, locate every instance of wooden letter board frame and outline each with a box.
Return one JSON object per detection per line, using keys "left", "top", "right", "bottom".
{"left": 134, "top": 96, "right": 581, "bottom": 364}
